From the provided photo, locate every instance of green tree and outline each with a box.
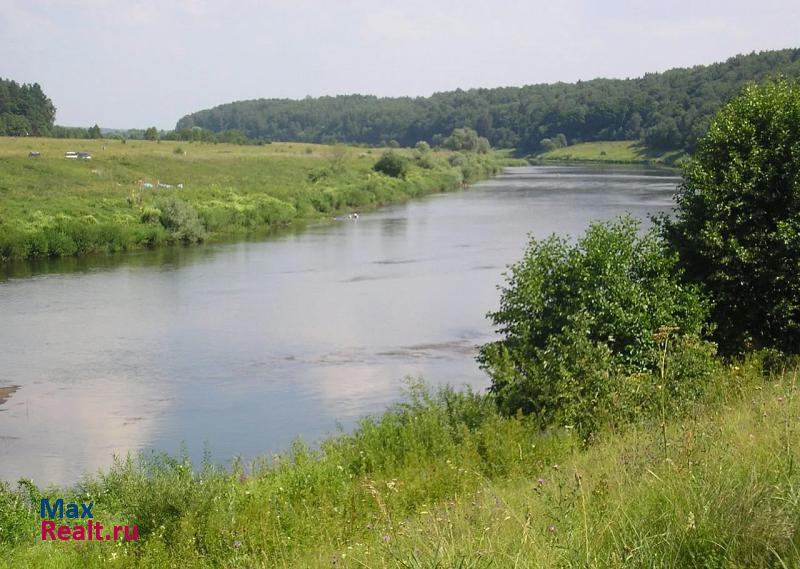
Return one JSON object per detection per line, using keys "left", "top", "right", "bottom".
{"left": 87, "top": 124, "right": 101, "bottom": 139}
{"left": 0, "top": 113, "right": 31, "bottom": 136}
{"left": 414, "top": 140, "right": 431, "bottom": 154}
{"left": 144, "top": 126, "right": 159, "bottom": 141}
{"left": 442, "top": 128, "right": 488, "bottom": 152}
{"left": 373, "top": 151, "right": 408, "bottom": 178}
{"left": 661, "top": 78, "right": 800, "bottom": 353}
{"left": 479, "top": 217, "right": 715, "bottom": 439}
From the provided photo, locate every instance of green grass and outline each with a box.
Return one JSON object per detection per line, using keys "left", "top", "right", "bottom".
{"left": 1, "top": 357, "right": 797, "bottom": 568}
{"left": 0, "top": 137, "right": 518, "bottom": 262}
{"left": 534, "top": 141, "right": 686, "bottom": 165}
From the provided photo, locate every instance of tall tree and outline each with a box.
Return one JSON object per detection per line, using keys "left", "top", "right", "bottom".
{"left": 0, "top": 78, "right": 55, "bottom": 136}
{"left": 661, "top": 78, "right": 800, "bottom": 354}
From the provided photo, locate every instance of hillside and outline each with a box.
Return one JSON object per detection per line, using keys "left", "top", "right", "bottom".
{"left": 177, "top": 48, "right": 800, "bottom": 153}
{"left": 535, "top": 140, "right": 685, "bottom": 164}
{"left": 0, "top": 137, "right": 514, "bottom": 263}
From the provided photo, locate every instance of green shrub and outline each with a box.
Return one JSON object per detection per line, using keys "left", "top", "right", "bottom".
{"left": 373, "top": 152, "right": 409, "bottom": 178}
{"left": 153, "top": 196, "right": 206, "bottom": 244}
{"left": 414, "top": 140, "right": 431, "bottom": 155}
{"left": 660, "top": 78, "right": 800, "bottom": 354}
{"left": 0, "top": 482, "right": 31, "bottom": 546}
{"left": 479, "top": 216, "right": 716, "bottom": 440}
{"left": 441, "top": 127, "right": 491, "bottom": 153}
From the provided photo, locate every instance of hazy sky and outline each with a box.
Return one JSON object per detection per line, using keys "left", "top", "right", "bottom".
{"left": 2, "top": 0, "right": 798, "bottom": 129}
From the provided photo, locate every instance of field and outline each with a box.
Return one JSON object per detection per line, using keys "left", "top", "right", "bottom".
{"left": 0, "top": 137, "right": 514, "bottom": 262}
{"left": 535, "top": 141, "right": 686, "bottom": 164}
{"left": 0, "top": 357, "right": 797, "bottom": 568}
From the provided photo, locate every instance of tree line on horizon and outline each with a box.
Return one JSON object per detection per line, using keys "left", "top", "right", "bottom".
{"left": 3, "top": 48, "right": 800, "bottom": 152}
{"left": 176, "top": 48, "right": 800, "bottom": 153}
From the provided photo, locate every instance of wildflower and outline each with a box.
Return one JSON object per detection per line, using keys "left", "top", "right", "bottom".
{"left": 548, "top": 525, "right": 556, "bottom": 533}
{"left": 686, "top": 511, "right": 696, "bottom": 530}
{"left": 331, "top": 554, "right": 338, "bottom": 565}
{"left": 233, "top": 540, "right": 242, "bottom": 550}
{"left": 537, "top": 478, "right": 546, "bottom": 487}
{"left": 553, "top": 464, "right": 560, "bottom": 471}
{"left": 382, "top": 534, "right": 392, "bottom": 543}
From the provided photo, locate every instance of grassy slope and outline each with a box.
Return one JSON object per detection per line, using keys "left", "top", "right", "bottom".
{"left": 0, "top": 137, "right": 516, "bottom": 262}
{"left": 1, "top": 361, "right": 797, "bottom": 568}
{"left": 535, "top": 141, "right": 686, "bottom": 165}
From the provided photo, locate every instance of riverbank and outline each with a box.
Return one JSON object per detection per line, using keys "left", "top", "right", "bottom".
{"left": 0, "top": 356, "right": 796, "bottom": 568}
{"left": 532, "top": 140, "right": 686, "bottom": 165}
{"left": 0, "top": 137, "right": 520, "bottom": 262}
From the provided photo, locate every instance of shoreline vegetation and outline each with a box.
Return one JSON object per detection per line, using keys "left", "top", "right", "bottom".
{"left": 0, "top": 136, "right": 521, "bottom": 264}
{"left": 1, "top": 358, "right": 797, "bottom": 567}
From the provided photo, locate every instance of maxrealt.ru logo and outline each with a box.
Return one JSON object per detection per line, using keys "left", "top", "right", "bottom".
{"left": 40, "top": 498, "right": 138, "bottom": 542}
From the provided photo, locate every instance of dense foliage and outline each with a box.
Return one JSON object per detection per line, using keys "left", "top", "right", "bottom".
{"left": 0, "top": 78, "right": 55, "bottom": 136}
{"left": 372, "top": 151, "right": 409, "bottom": 178}
{"left": 177, "top": 49, "right": 800, "bottom": 152}
{"left": 479, "top": 217, "right": 716, "bottom": 439}
{"left": 661, "top": 78, "right": 800, "bottom": 354}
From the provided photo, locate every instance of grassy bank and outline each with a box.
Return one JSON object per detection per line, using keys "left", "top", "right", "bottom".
{"left": 1, "top": 356, "right": 796, "bottom": 568}
{"left": 0, "top": 137, "right": 518, "bottom": 262}
{"left": 533, "top": 141, "right": 686, "bottom": 165}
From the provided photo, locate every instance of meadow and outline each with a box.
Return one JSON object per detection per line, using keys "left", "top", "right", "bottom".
{"left": 0, "top": 137, "right": 514, "bottom": 262}
{"left": 0, "top": 355, "right": 796, "bottom": 568}
{"left": 534, "top": 141, "right": 685, "bottom": 165}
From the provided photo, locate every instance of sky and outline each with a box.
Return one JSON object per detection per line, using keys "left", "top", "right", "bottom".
{"left": 1, "top": 0, "right": 798, "bottom": 129}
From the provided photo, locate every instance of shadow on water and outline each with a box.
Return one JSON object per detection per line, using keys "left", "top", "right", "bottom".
{"left": 0, "top": 222, "right": 316, "bottom": 282}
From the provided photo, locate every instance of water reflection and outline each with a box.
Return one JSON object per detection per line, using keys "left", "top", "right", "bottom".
{"left": 0, "top": 165, "right": 678, "bottom": 485}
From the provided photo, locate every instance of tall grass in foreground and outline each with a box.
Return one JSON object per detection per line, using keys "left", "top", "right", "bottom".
{"left": 0, "top": 358, "right": 797, "bottom": 568}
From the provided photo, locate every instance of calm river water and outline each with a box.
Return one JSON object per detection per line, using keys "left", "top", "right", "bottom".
{"left": 0, "top": 165, "right": 680, "bottom": 485}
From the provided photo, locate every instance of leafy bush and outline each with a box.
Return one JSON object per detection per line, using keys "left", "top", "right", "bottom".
{"left": 373, "top": 151, "right": 409, "bottom": 178}
{"left": 441, "top": 127, "right": 491, "bottom": 153}
{"left": 660, "top": 78, "right": 800, "bottom": 354}
{"left": 153, "top": 196, "right": 206, "bottom": 244}
{"left": 0, "top": 481, "right": 31, "bottom": 546}
{"left": 479, "top": 217, "right": 716, "bottom": 439}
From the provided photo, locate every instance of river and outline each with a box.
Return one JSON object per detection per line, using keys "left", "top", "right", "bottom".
{"left": 0, "top": 165, "right": 680, "bottom": 485}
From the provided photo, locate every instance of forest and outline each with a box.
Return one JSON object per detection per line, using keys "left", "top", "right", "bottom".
{"left": 0, "top": 78, "right": 55, "bottom": 137}
{"left": 176, "top": 48, "right": 800, "bottom": 152}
